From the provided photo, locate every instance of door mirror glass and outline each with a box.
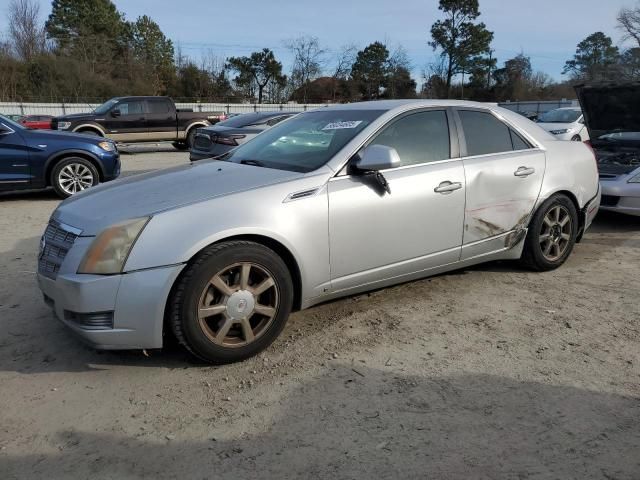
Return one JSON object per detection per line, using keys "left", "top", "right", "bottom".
{"left": 111, "top": 109, "right": 121, "bottom": 118}
{"left": 355, "top": 145, "right": 401, "bottom": 171}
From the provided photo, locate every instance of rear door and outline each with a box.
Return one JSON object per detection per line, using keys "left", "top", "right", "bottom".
{"left": 146, "top": 98, "right": 177, "bottom": 141}
{"left": 455, "top": 108, "right": 546, "bottom": 260}
{"left": 103, "top": 99, "right": 147, "bottom": 142}
{"left": 0, "top": 122, "right": 30, "bottom": 190}
{"left": 328, "top": 108, "right": 466, "bottom": 292}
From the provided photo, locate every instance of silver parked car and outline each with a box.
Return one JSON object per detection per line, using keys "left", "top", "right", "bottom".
{"left": 37, "top": 100, "right": 600, "bottom": 364}
{"left": 576, "top": 83, "right": 640, "bottom": 216}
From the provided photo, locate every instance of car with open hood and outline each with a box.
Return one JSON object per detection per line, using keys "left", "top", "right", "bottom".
{"left": 37, "top": 100, "right": 600, "bottom": 364}
{"left": 575, "top": 83, "right": 640, "bottom": 216}
{"left": 536, "top": 107, "right": 589, "bottom": 142}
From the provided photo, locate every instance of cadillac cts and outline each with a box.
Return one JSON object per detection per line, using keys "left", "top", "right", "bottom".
{"left": 37, "top": 100, "right": 601, "bottom": 364}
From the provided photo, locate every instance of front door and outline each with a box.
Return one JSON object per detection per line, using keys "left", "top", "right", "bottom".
{"left": 328, "top": 109, "right": 466, "bottom": 293}
{"left": 455, "top": 108, "right": 546, "bottom": 260}
{"left": 0, "top": 123, "right": 30, "bottom": 191}
{"left": 103, "top": 99, "right": 147, "bottom": 142}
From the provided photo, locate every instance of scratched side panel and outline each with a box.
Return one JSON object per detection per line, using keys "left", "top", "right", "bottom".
{"left": 461, "top": 149, "right": 546, "bottom": 259}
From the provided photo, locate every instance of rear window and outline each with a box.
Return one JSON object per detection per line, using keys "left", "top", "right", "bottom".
{"left": 459, "top": 110, "right": 530, "bottom": 156}
{"left": 218, "top": 113, "right": 282, "bottom": 128}
{"left": 148, "top": 99, "right": 171, "bottom": 114}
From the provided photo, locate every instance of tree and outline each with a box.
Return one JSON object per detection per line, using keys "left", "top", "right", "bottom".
{"left": 285, "top": 35, "right": 325, "bottom": 103}
{"left": 330, "top": 44, "right": 357, "bottom": 101}
{"left": 619, "top": 47, "right": 640, "bottom": 80}
{"left": 130, "top": 15, "right": 175, "bottom": 94}
{"left": 562, "top": 32, "right": 619, "bottom": 81}
{"left": 493, "top": 53, "right": 532, "bottom": 99}
{"left": 351, "top": 41, "right": 390, "bottom": 100}
{"left": 385, "top": 46, "right": 417, "bottom": 98}
{"left": 618, "top": 4, "right": 640, "bottom": 47}
{"left": 8, "top": 0, "right": 47, "bottom": 61}
{"left": 46, "top": 0, "right": 129, "bottom": 73}
{"left": 227, "top": 49, "right": 286, "bottom": 103}
{"left": 429, "top": 0, "right": 494, "bottom": 95}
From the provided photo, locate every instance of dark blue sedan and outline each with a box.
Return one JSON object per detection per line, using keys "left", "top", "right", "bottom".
{"left": 0, "top": 114, "right": 120, "bottom": 198}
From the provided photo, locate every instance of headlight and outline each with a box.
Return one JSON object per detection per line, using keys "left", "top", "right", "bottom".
{"left": 78, "top": 217, "right": 150, "bottom": 274}
{"left": 57, "top": 121, "right": 71, "bottom": 130}
{"left": 550, "top": 129, "right": 569, "bottom": 135}
{"left": 98, "top": 141, "right": 116, "bottom": 152}
{"left": 628, "top": 172, "right": 640, "bottom": 183}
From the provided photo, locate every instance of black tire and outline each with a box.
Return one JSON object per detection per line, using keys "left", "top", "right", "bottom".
{"left": 170, "top": 241, "right": 294, "bottom": 364}
{"left": 571, "top": 135, "right": 581, "bottom": 141}
{"left": 77, "top": 129, "right": 102, "bottom": 137}
{"left": 186, "top": 128, "right": 197, "bottom": 149}
{"left": 172, "top": 141, "right": 189, "bottom": 151}
{"left": 520, "top": 194, "right": 578, "bottom": 271}
{"left": 51, "top": 157, "right": 100, "bottom": 198}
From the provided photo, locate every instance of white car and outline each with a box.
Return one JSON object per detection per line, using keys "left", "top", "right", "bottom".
{"left": 536, "top": 107, "right": 589, "bottom": 142}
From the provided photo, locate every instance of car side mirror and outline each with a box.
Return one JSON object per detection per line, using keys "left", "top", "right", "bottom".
{"left": 111, "top": 109, "right": 121, "bottom": 118}
{"left": 355, "top": 144, "right": 401, "bottom": 171}
{"left": 0, "top": 124, "right": 12, "bottom": 135}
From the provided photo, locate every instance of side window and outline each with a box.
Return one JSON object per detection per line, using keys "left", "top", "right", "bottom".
{"left": 368, "top": 110, "right": 450, "bottom": 166}
{"left": 148, "top": 99, "right": 171, "bottom": 114}
{"left": 459, "top": 110, "right": 515, "bottom": 156}
{"left": 510, "top": 129, "right": 531, "bottom": 150}
{"left": 117, "top": 101, "right": 144, "bottom": 116}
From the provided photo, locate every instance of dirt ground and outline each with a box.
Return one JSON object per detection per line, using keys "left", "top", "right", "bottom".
{"left": 1, "top": 147, "right": 639, "bottom": 479}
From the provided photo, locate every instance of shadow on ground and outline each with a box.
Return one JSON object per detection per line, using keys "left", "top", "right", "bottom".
{"left": 2, "top": 367, "right": 639, "bottom": 479}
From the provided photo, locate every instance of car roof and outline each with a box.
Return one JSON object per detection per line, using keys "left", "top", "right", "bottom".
{"left": 321, "top": 99, "right": 499, "bottom": 112}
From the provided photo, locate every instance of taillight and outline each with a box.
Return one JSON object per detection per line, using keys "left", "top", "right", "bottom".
{"left": 214, "top": 134, "right": 245, "bottom": 146}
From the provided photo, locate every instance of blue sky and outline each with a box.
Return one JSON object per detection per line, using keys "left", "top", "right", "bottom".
{"left": 0, "top": 0, "right": 634, "bottom": 81}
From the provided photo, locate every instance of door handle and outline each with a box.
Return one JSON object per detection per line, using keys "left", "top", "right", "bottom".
{"left": 434, "top": 181, "right": 462, "bottom": 194}
{"left": 514, "top": 166, "right": 535, "bottom": 177}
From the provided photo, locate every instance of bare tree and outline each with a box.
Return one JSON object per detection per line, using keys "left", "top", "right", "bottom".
{"left": 330, "top": 44, "right": 357, "bottom": 102}
{"left": 618, "top": 5, "right": 640, "bottom": 47}
{"left": 8, "top": 0, "right": 47, "bottom": 61}
{"left": 285, "top": 35, "right": 326, "bottom": 103}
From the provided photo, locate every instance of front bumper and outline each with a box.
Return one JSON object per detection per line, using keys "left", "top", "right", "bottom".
{"left": 600, "top": 180, "right": 640, "bottom": 217}
{"left": 37, "top": 264, "right": 184, "bottom": 349}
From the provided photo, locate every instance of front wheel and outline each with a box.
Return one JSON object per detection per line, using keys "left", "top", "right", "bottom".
{"left": 51, "top": 157, "right": 99, "bottom": 198}
{"left": 170, "top": 241, "right": 294, "bottom": 364}
{"left": 571, "top": 134, "right": 581, "bottom": 141}
{"left": 520, "top": 194, "right": 578, "bottom": 271}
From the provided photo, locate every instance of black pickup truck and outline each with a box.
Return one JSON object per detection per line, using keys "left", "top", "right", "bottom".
{"left": 51, "top": 96, "right": 226, "bottom": 149}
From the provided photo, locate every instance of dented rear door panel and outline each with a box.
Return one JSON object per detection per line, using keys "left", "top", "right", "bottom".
{"left": 461, "top": 149, "right": 546, "bottom": 260}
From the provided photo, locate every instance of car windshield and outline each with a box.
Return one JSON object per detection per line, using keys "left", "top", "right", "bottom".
{"left": 220, "top": 109, "right": 385, "bottom": 172}
{"left": 538, "top": 109, "right": 581, "bottom": 123}
{"left": 217, "top": 113, "right": 281, "bottom": 128}
{"left": 0, "top": 114, "right": 25, "bottom": 130}
{"left": 93, "top": 99, "right": 120, "bottom": 115}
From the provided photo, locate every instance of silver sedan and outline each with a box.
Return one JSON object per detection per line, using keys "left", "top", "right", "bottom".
{"left": 37, "top": 100, "right": 600, "bottom": 364}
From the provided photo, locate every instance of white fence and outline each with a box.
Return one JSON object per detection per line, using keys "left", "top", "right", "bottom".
{"left": 0, "top": 102, "right": 329, "bottom": 116}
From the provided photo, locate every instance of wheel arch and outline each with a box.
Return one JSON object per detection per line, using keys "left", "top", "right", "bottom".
{"left": 44, "top": 150, "right": 105, "bottom": 185}
{"left": 184, "top": 122, "right": 209, "bottom": 141}
{"left": 72, "top": 124, "right": 106, "bottom": 137}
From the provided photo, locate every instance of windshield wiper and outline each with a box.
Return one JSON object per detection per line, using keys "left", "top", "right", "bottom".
{"left": 240, "top": 159, "right": 267, "bottom": 167}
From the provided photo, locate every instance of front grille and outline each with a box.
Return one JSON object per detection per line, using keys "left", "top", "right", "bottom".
{"left": 601, "top": 195, "right": 620, "bottom": 207}
{"left": 51, "top": 119, "right": 58, "bottom": 130}
{"left": 193, "top": 133, "right": 213, "bottom": 151}
{"left": 38, "top": 221, "right": 80, "bottom": 279}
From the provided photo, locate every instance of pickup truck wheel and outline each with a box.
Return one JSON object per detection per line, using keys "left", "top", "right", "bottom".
{"left": 520, "top": 194, "right": 578, "bottom": 271}
{"left": 77, "top": 129, "right": 102, "bottom": 137}
{"left": 186, "top": 129, "right": 197, "bottom": 149}
{"left": 170, "top": 241, "right": 293, "bottom": 364}
{"left": 51, "top": 157, "right": 99, "bottom": 198}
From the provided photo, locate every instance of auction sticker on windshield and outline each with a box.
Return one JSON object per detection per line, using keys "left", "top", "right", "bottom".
{"left": 322, "top": 121, "right": 363, "bottom": 130}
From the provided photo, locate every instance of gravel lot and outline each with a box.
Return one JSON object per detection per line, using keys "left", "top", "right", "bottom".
{"left": 1, "top": 147, "right": 639, "bottom": 479}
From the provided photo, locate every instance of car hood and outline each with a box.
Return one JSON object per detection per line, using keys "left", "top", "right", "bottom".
{"left": 575, "top": 83, "right": 640, "bottom": 175}
{"left": 23, "top": 128, "right": 105, "bottom": 145}
{"left": 52, "top": 160, "right": 303, "bottom": 235}
{"left": 536, "top": 122, "right": 576, "bottom": 132}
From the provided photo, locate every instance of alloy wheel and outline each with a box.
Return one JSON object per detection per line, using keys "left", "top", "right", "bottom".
{"left": 58, "top": 163, "right": 95, "bottom": 195}
{"left": 539, "top": 205, "right": 572, "bottom": 261}
{"left": 196, "top": 262, "right": 279, "bottom": 348}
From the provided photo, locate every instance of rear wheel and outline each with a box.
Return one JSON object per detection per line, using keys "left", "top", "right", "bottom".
{"left": 51, "top": 157, "right": 99, "bottom": 198}
{"left": 170, "top": 241, "right": 293, "bottom": 364}
{"left": 520, "top": 194, "right": 578, "bottom": 271}
{"left": 77, "top": 129, "right": 102, "bottom": 137}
